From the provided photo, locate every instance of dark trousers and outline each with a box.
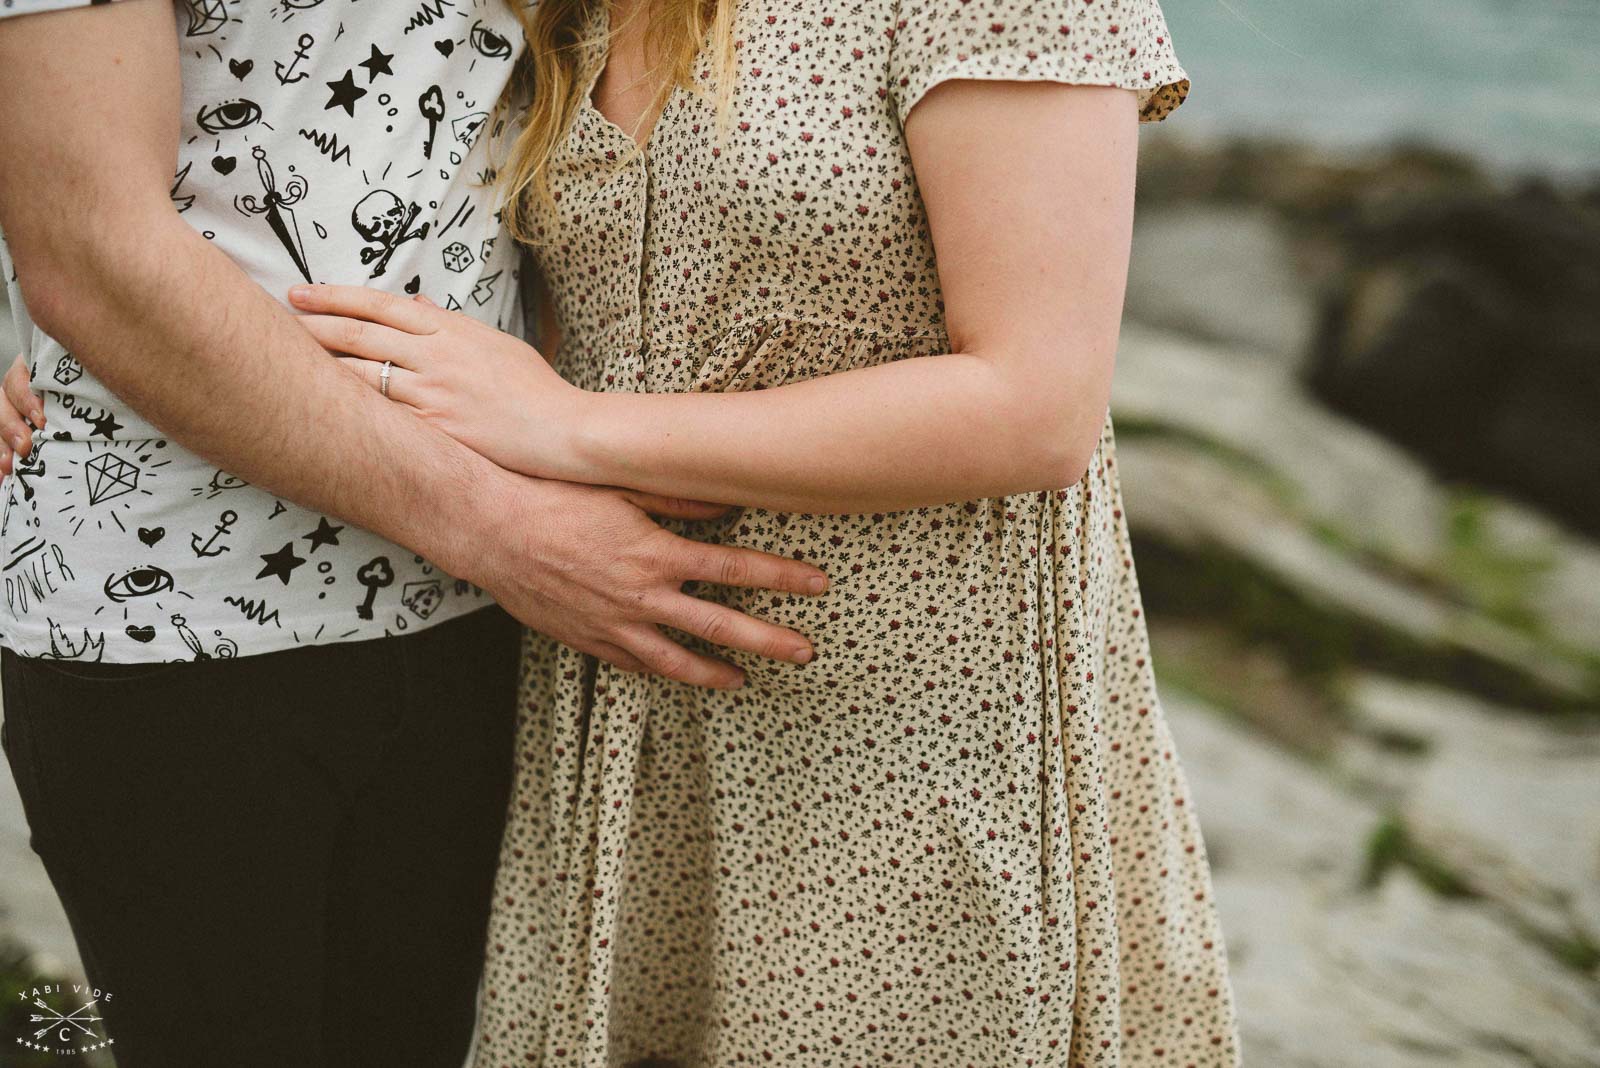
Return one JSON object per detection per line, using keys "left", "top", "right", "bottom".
{"left": 1, "top": 605, "right": 523, "bottom": 1068}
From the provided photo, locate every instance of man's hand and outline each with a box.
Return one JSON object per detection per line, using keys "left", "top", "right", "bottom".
{"left": 473, "top": 476, "right": 824, "bottom": 689}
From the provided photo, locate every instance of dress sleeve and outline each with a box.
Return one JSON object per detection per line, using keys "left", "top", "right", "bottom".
{"left": 887, "top": 0, "right": 1191, "bottom": 127}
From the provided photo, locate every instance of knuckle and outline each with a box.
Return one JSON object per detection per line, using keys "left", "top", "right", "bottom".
{"left": 715, "top": 551, "right": 751, "bottom": 587}
{"left": 611, "top": 585, "right": 653, "bottom": 620}
{"left": 339, "top": 319, "right": 366, "bottom": 347}
{"left": 696, "top": 609, "right": 731, "bottom": 646}
{"left": 756, "top": 629, "right": 790, "bottom": 659}
{"left": 604, "top": 555, "right": 655, "bottom": 602}
{"left": 638, "top": 533, "right": 688, "bottom": 580}
{"left": 651, "top": 648, "right": 690, "bottom": 680}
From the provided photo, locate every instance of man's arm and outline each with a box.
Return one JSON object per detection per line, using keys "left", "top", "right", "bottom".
{"left": 0, "top": 3, "right": 486, "bottom": 560}
{"left": 0, "top": 1, "right": 825, "bottom": 686}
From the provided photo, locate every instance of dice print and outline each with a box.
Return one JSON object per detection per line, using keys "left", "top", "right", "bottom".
{"left": 442, "top": 240, "right": 476, "bottom": 273}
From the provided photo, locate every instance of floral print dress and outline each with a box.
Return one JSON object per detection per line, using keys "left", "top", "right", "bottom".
{"left": 474, "top": 1, "right": 1242, "bottom": 1065}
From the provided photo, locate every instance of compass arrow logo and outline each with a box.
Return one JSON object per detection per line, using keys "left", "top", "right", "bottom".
{"left": 28, "top": 996, "right": 103, "bottom": 1041}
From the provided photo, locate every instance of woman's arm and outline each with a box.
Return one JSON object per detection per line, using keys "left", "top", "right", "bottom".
{"left": 570, "top": 81, "right": 1138, "bottom": 513}
{"left": 292, "top": 79, "right": 1139, "bottom": 514}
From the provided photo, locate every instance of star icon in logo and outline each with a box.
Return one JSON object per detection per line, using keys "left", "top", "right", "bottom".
{"left": 256, "top": 541, "right": 307, "bottom": 585}
{"left": 324, "top": 69, "right": 367, "bottom": 116}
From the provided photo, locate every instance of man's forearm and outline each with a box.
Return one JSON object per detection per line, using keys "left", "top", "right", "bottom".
{"left": 18, "top": 212, "right": 504, "bottom": 581}
{"left": 0, "top": 0, "right": 506, "bottom": 582}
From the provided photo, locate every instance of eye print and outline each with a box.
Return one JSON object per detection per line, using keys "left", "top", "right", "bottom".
{"left": 469, "top": 21, "right": 513, "bottom": 60}
{"left": 210, "top": 471, "right": 247, "bottom": 493}
{"left": 196, "top": 99, "right": 264, "bottom": 134}
{"left": 104, "top": 565, "right": 176, "bottom": 603}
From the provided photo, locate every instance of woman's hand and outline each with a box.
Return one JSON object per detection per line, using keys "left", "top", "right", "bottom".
{"left": 287, "top": 283, "right": 584, "bottom": 479}
{"left": 0, "top": 352, "right": 45, "bottom": 476}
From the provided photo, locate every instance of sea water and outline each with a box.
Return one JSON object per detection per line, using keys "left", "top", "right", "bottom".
{"left": 1155, "top": 0, "right": 1600, "bottom": 179}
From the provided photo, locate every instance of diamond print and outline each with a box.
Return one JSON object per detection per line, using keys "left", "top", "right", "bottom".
{"left": 84, "top": 454, "right": 139, "bottom": 506}
{"left": 183, "top": 0, "right": 227, "bottom": 37}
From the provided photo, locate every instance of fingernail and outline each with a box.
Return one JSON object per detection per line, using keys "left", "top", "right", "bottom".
{"left": 806, "top": 575, "right": 828, "bottom": 595}
{"left": 9, "top": 436, "right": 21, "bottom": 451}
{"left": 30, "top": 410, "right": 43, "bottom": 427}
{"left": 792, "top": 646, "right": 813, "bottom": 665}
{"left": 288, "top": 285, "right": 314, "bottom": 304}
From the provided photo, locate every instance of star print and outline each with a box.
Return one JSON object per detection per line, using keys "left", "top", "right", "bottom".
{"left": 256, "top": 541, "right": 307, "bottom": 585}
{"left": 358, "top": 43, "right": 394, "bottom": 82}
{"left": 302, "top": 516, "right": 345, "bottom": 552}
{"left": 87, "top": 411, "right": 125, "bottom": 439}
{"left": 324, "top": 69, "right": 367, "bottom": 116}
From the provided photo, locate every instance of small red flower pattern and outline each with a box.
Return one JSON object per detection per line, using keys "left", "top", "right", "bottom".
{"left": 475, "top": 1, "right": 1239, "bottom": 1066}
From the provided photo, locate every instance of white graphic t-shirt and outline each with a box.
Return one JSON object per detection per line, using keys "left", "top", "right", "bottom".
{"left": 0, "top": 0, "right": 528, "bottom": 663}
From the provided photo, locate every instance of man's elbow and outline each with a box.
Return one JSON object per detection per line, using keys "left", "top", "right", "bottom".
{"left": 12, "top": 254, "right": 80, "bottom": 342}
{"left": 9, "top": 206, "right": 180, "bottom": 346}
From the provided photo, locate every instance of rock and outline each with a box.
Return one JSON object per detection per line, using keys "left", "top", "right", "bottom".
{"left": 1127, "top": 204, "right": 1318, "bottom": 361}
{"left": 1114, "top": 322, "right": 1446, "bottom": 571}
{"left": 1342, "top": 675, "right": 1600, "bottom": 956}
{"left": 1480, "top": 504, "right": 1600, "bottom": 656}
{"left": 1131, "top": 138, "right": 1600, "bottom": 540}
{"left": 1136, "top": 135, "right": 1496, "bottom": 226}
{"left": 1303, "top": 179, "right": 1600, "bottom": 537}
{"left": 1164, "top": 691, "right": 1600, "bottom": 1068}
{"left": 1112, "top": 322, "right": 1600, "bottom": 695}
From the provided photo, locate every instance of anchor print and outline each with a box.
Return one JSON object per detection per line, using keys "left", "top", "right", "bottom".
{"left": 191, "top": 509, "right": 238, "bottom": 558}
{"left": 275, "top": 33, "right": 315, "bottom": 85}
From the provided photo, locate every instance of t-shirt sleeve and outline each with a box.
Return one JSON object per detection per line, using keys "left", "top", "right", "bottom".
{"left": 0, "top": 0, "right": 125, "bottom": 19}
{"left": 887, "top": 0, "right": 1191, "bottom": 127}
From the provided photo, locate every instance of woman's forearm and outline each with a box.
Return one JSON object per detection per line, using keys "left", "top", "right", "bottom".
{"left": 287, "top": 81, "right": 1136, "bottom": 516}
{"left": 559, "top": 347, "right": 1108, "bottom": 514}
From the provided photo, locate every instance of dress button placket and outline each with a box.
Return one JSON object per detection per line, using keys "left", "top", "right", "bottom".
{"left": 626, "top": 151, "right": 650, "bottom": 349}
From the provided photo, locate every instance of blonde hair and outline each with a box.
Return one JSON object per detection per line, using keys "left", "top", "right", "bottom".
{"left": 496, "top": 0, "right": 738, "bottom": 242}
